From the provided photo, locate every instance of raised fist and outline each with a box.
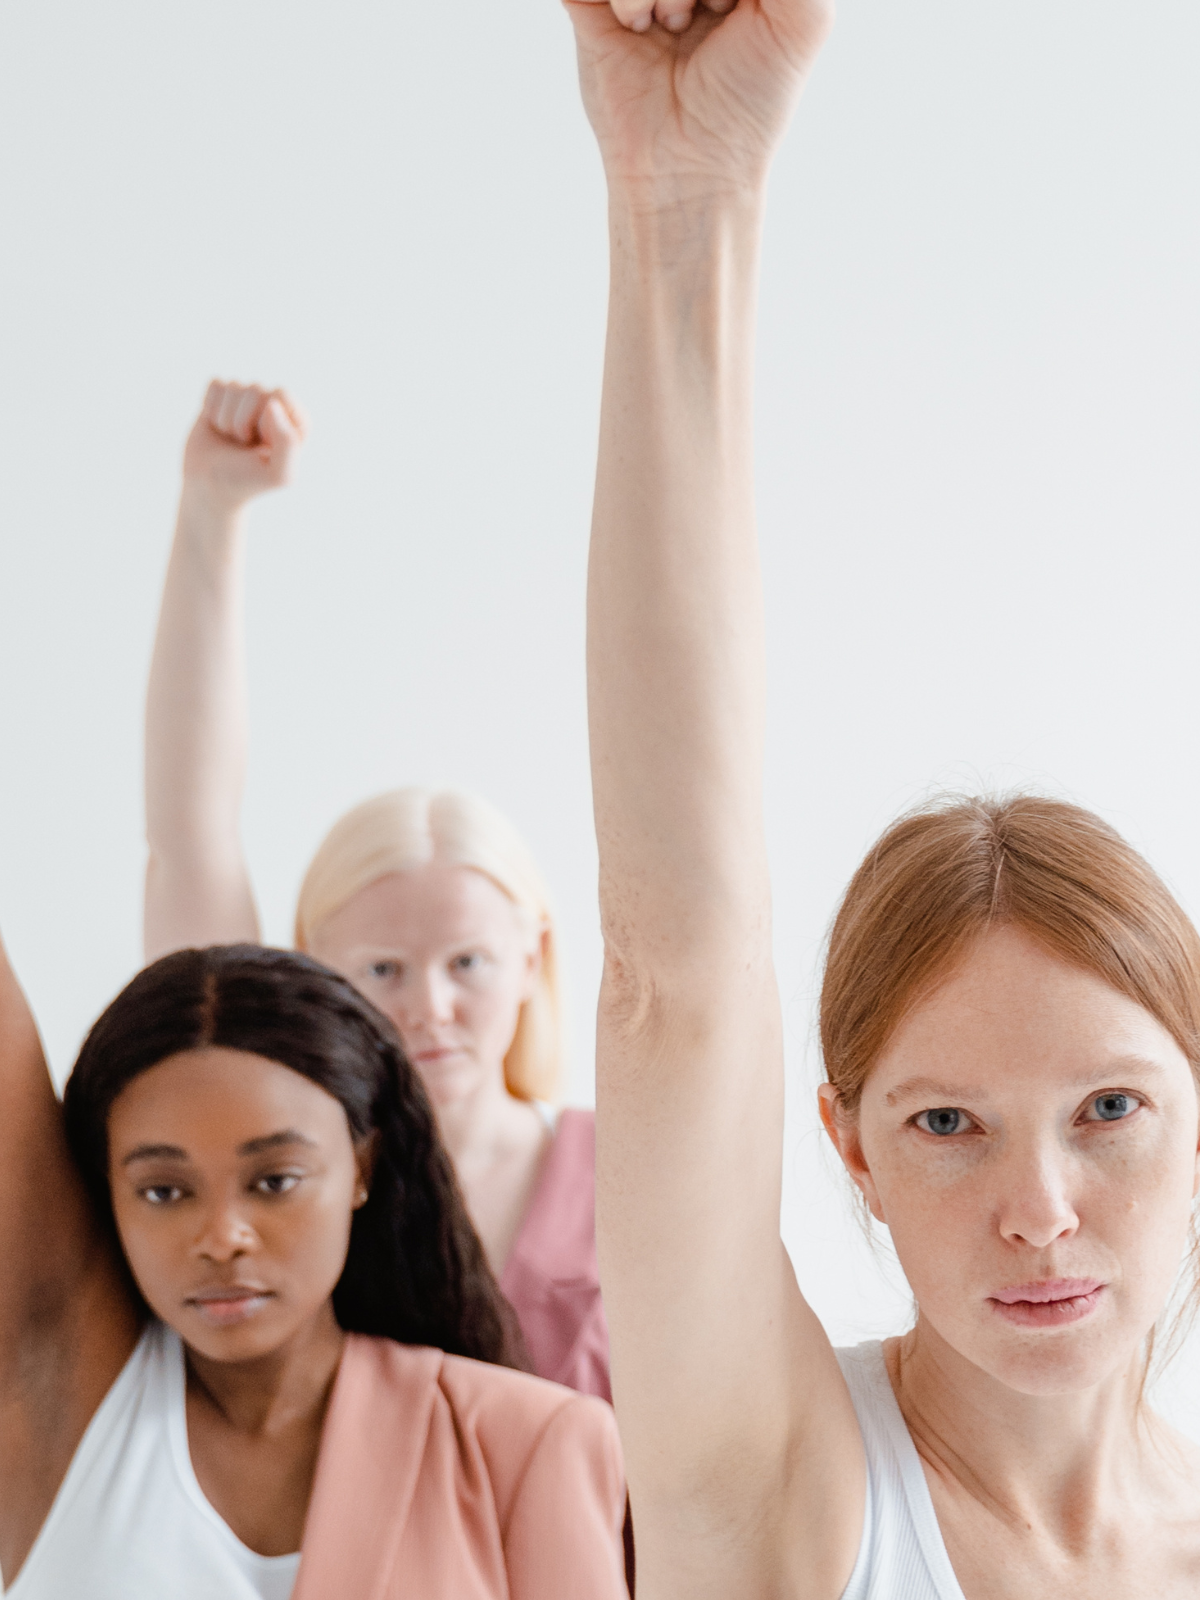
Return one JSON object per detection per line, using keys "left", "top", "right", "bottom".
{"left": 182, "top": 380, "right": 309, "bottom": 516}
{"left": 563, "top": 0, "right": 832, "bottom": 193}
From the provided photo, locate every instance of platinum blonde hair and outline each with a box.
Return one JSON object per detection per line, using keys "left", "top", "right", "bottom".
{"left": 295, "top": 788, "right": 565, "bottom": 1103}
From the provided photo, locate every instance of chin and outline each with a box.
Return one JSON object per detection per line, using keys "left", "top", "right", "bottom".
{"left": 157, "top": 1300, "right": 297, "bottom": 1364}
{"left": 419, "top": 1063, "right": 482, "bottom": 1108}
{"left": 957, "top": 1311, "right": 1146, "bottom": 1398}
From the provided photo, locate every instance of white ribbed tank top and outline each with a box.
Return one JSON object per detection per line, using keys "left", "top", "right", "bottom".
{"left": 835, "top": 1342, "right": 967, "bottom": 1600}
{"left": 3, "top": 1323, "right": 301, "bottom": 1600}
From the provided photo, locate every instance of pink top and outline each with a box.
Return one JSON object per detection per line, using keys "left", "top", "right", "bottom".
{"left": 500, "top": 1108, "right": 611, "bottom": 1402}
{"left": 295, "top": 1333, "right": 626, "bottom": 1599}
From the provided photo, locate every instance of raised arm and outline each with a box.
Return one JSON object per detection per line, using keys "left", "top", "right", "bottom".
{"left": 568, "top": 4, "right": 863, "bottom": 1595}
{"left": 0, "top": 931, "right": 137, "bottom": 1583}
{"left": 144, "top": 382, "right": 306, "bottom": 962}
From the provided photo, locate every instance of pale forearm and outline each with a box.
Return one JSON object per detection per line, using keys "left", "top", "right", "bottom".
{"left": 588, "top": 187, "right": 771, "bottom": 973}
{"left": 143, "top": 488, "right": 259, "bottom": 959}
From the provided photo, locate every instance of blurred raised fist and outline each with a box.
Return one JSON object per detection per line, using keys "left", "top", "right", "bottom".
{"left": 182, "top": 380, "right": 309, "bottom": 516}
{"left": 563, "top": 0, "right": 832, "bottom": 194}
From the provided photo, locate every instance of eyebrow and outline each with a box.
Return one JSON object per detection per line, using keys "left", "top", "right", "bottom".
{"left": 884, "top": 1056, "right": 1171, "bottom": 1108}
{"left": 121, "top": 1129, "right": 319, "bottom": 1167}
{"left": 884, "top": 1078, "right": 973, "bottom": 1108}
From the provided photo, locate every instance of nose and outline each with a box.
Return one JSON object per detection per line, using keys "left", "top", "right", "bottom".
{"left": 401, "top": 964, "right": 456, "bottom": 1030}
{"left": 192, "top": 1197, "right": 258, "bottom": 1264}
{"left": 996, "top": 1137, "right": 1080, "bottom": 1251}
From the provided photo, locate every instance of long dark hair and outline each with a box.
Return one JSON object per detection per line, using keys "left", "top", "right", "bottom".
{"left": 62, "top": 944, "right": 527, "bottom": 1368}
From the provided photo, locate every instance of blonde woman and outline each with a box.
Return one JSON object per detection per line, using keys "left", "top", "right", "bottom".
{"left": 145, "top": 381, "right": 609, "bottom": 1402}
{"left": 569, "top": 1, "right": 1200, "bottom": 1598}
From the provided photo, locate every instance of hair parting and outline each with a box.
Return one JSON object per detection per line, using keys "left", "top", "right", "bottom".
{"left": 62, "top": 944, "right": 528, "bottom": 1369}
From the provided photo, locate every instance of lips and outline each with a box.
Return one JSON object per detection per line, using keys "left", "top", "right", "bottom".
{"left": 988, "top": 1278, "right": 1106, "bottom": 1329}
{"left": 186, "top": 1285, "right": 275, "bottom": 1327}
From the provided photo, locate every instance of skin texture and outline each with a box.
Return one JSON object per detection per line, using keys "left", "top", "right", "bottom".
{"left": 572, "top": 1, "right": 1200, "bottom": 1596}
{"left": 144, "top": 385, "right": 555, "bottom": 1275}
{"left": 0, "top": 933, "right": 139, "bottom": 1587}
{"left": 310, "top": 864, "right": 552, "bottom": 1271}
{"left": 107, "top": 1048, "right": 374, "bottom": 1555}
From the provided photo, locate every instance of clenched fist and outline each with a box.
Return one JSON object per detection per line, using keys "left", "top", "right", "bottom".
{"left": 182, "top": 380, "right": 309, "bottom": 517}
{"left": 563, "top": 0, "right": 832, "bottom": 195}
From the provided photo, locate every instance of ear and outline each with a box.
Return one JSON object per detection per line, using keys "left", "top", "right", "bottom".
{"left": 817, "top": 1083, "right": 887, "bottom": 1224}
{"left": 519, "top": 921, "right": 549, "bottom": 1002}
{"left": 352, "top": 1130, "right": 381, "bottom": 1209}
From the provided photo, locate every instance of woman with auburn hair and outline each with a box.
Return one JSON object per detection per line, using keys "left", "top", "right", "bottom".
{"left": 568, "top": 1, "right": 1200, "bottom": 1597}
{"left": 144, "top": 382, "right": 608, "bottom": 1404}
{"left": 0, "top": 941, "right": 627, "bottom": 1597}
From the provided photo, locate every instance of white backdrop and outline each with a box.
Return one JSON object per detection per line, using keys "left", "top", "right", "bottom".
{"left": 1, "top": 1, "right": 1199, "bottom": 1425}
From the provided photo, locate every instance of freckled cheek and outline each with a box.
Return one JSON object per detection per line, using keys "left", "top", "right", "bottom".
{"left": 865, "top": 1145, "right": 995, "bottom": 1276}
{"left": 1081, "top": 1141, "right": 1195, "bottom": 1253}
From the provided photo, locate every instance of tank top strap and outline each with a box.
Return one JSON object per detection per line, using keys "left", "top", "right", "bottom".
{"left": 833, "top": 1342, "right": 966, "bottom": 1600}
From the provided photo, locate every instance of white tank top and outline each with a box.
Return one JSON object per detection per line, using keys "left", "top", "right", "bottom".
{"left": 4, "top": 1323, "right": 302, "bottom": 1600}
{"left": 835, "top": 1341, "right": 967, "bottom": 1600}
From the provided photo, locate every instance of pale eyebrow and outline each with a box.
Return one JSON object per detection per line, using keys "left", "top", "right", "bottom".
{"left": 884, "top": 1056, "right": 1171, "bottom": 1109}
{"left": 120, "top": 1129, "right": 318, "bottom": 1167}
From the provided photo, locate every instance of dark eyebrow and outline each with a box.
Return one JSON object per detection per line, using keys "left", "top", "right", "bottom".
{"left": 121, "top": 1129, "right": 318, "bottom": 1167}
{"left": 122, "top": 1142, "right": 188, "bottom": 1167}
{"left": 237, "top": 1130, "right": 319, "bottom": 1157}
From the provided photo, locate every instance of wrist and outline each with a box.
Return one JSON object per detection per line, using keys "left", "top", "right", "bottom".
{"left": 177, "top": 480, "right": 244, "bottom": 537}
{"left": 607, "top": 184, "right": 764, "bottom": 322}
{"left": 607, "top": 172, "right": 765, "bottom": 229}
{"left": 176, "top": 481, "right": 247, "bottom": 545}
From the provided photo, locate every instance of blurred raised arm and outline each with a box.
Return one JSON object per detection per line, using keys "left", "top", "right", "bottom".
{"left": 144, "top": 382, "right": 306, "bottom": 962}
{"left": 568, "top": 3, "right": 864, "bottom": 1596}
{"left": 0, "top": 932, "right": 136, "bottom": 1582}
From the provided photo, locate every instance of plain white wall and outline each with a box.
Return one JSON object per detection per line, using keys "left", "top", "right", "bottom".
{"left": 2, "top": 1, "right": 1199, "bottom": 1424}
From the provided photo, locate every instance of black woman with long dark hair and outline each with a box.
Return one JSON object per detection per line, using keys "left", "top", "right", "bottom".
{"left": 0, "top": 939, "right": 626, "bottom": 1598}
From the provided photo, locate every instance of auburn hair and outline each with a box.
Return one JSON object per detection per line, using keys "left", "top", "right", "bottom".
{"left": 821, "top": 794, "right": 1200, "bottom": 1113}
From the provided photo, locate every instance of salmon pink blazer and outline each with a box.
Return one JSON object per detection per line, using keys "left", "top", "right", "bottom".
{"left": 293, "top": 1333, "right": 627, "bottom": 1599}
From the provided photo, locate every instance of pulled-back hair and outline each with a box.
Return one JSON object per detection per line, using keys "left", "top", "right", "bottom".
{"left": 62, "top": 944, "right": 526, "bottom": 1368}
{"left": 821, "top": 793, "right": 1200, "bottom": 1113}
{"left": 295, "top": 788, "right": 566, "bottom": 1103}
{"left": 820, "top": 793, "right": 1200, "bottom": 1368}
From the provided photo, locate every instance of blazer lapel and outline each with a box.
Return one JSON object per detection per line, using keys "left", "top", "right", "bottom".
{"left": 293, "top": 1335, "right": 444, "bottom": 1600}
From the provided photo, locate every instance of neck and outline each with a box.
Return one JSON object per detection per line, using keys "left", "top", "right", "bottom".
{"left": 433, "top": 1066, "right": 541, "bottom": 1175}
{"left": 889, "top": 1316, "right": 1182, "bottom": 1541}
{"left": 185, "top": 1300, "right": 345, "bottom": 1437}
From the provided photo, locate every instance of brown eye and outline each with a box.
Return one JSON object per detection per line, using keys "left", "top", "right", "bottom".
{"left": 255, "top": 1173, "right": 301, "bottom": 1196}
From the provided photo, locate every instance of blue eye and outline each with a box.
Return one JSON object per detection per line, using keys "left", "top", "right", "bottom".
{"left": 918, "top": 1108, "right": 964, "bottom": 1137}
{"left": 1092, "top": 1093, "right": 1132, "bottom": 1122}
